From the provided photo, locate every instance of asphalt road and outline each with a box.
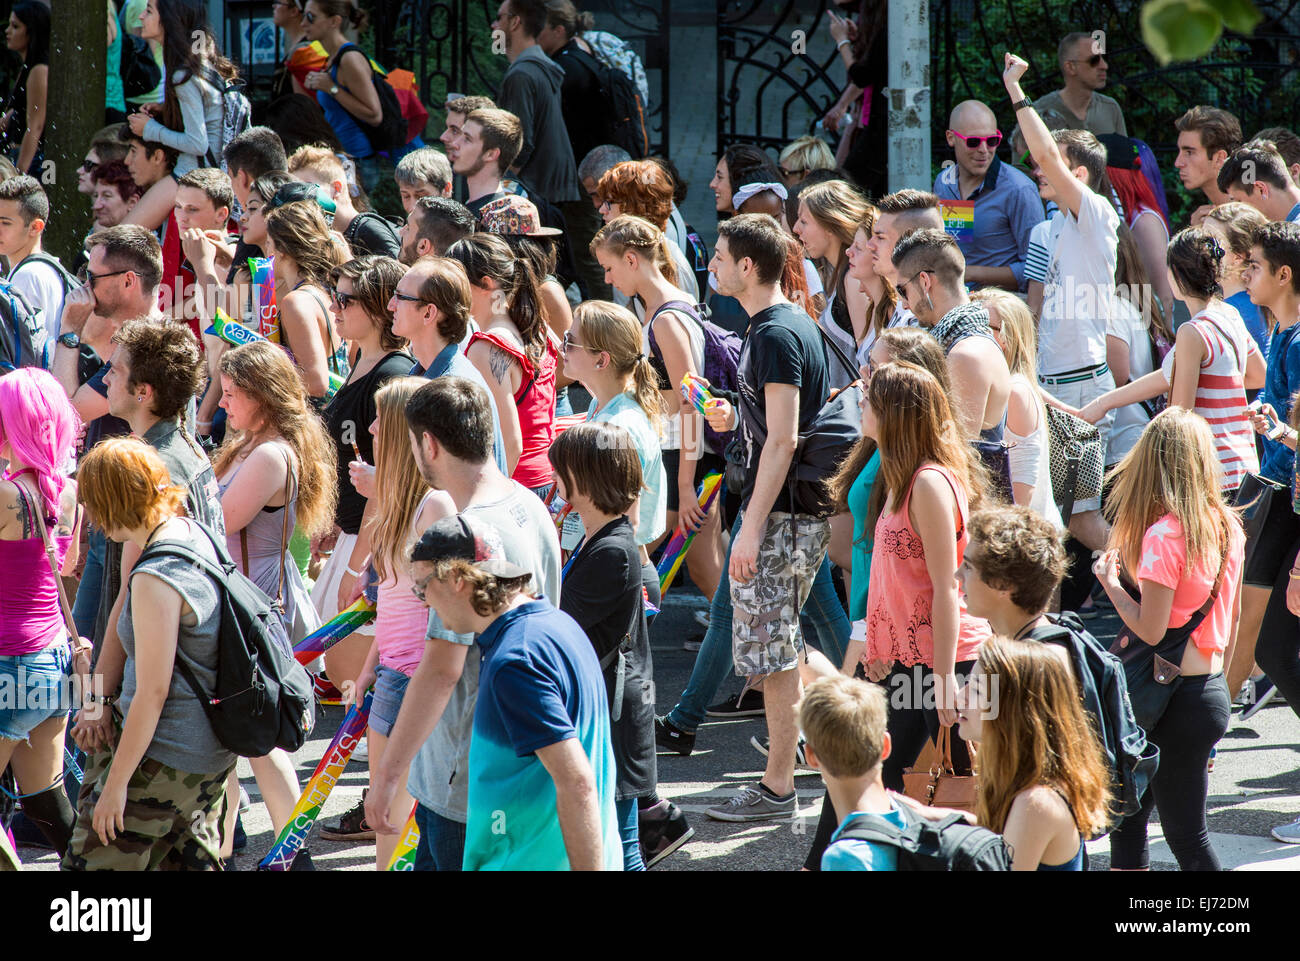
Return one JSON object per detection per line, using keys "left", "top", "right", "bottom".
{"left": 16, "top": 579, "right": 1300, "bottom": 872}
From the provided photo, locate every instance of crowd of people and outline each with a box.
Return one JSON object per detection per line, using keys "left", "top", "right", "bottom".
{"left": 0, "top": 0, "right": 1298, "bottom": 873}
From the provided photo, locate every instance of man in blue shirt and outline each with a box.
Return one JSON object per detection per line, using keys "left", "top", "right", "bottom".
{"left": 933, "top": 100, "right": 1044, "bottom": 292}
{"left": 409, "top": 513, "right": 621, "bottom": 870}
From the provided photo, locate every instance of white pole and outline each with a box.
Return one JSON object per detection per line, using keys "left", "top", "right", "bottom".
{"left": 887, "top": 0, "right": 932, "bottom": 191}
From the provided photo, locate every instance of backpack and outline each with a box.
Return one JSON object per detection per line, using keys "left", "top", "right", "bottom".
{"left": 582, "top": 30, "right": 649, "bottom": 104}
{"left": 201, "top": 68, "right": 253, "bottom": 169}
{"left": 683, "top": 224, "right": 710, "bottom": 299}
{"left": 137, "top": 521, "right": 315, "bottom": 757}
{"left": 334, "top": 44, "right": 409, "bottom": 155}
{"left": 833, "top": 807, "right": 1012, "bottom": 871}
{"left": 564, "top": 43, "right": 648, "bottom": 159}
{"left": 1139, "top": 328, "right": 1174, "bottom": 420}
{"left": 0, "top": 280, "right": 49, "bottom": 372}
{"left": 14, "top": 251, "right": 77, "bottom": 297}
{"left": 647, "top": 300, "right": 741, "bottom": 453}
{"left": 734, "top": 318, "right": 861, "bottom": 516}
{"left": 1029, "top": 612, "right": 1160, "bottom": 823}
{"left": 119, "top": 31, "right": 162, "bottom": 102}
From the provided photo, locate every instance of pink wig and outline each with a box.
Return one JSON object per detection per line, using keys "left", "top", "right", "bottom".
{"left": 0, "top": 367, "right": 82, "bottom": 517}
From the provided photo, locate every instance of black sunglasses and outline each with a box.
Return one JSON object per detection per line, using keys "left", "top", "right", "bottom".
{"left": 86, "top": 268, "right": 130, "bottom": 286}
{"left": 330, "top": 286, "right": 356, "bottom": 309}
{"left": 1069, "top": 54, "right": 1105, "bottom": 67}
{"left": 392, "top": 291, "right": 429, "bottom": 306}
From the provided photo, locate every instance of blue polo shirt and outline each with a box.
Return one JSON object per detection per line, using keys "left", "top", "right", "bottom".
{"left": 412, "top": 341, "right": 509, "bottom": 476}
{"left": 934, "top": 155, "right": 1045, "bottom": 290}
{"left": 463, "top": 599, "right": 622, "bottom": 871}
{"left": 1260, "top": 321, "right": 1300, "bottom": 486}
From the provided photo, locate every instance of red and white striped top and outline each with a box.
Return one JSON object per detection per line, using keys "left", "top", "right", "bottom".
{"left": 1160, "top": 302, "right": 1259, "bottom": 492}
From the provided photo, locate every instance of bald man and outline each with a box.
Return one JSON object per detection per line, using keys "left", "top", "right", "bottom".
{"left": 933, "top": 100, "right": 1045, "bottom": 292}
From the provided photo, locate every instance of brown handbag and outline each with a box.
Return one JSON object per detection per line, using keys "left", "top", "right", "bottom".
{"left": 902, "top": 726, "right": 978, "bottom": 812}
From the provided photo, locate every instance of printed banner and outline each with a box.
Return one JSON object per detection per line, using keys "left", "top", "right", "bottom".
{"left": 939, "top": 199, "right": 975, "bottom": 243}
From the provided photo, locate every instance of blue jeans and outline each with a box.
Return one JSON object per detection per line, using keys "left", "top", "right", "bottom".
{"left": 412, "top": 804, "right": 466, "bottom": 871}
{"left": 72, "top": 528, "right": 107, "bottom": 642}
{"left": 616, "top": 797, "right": 645, "bottom": 871}
{"left": 667, "top": 515, "right": 849, "bottom": 732}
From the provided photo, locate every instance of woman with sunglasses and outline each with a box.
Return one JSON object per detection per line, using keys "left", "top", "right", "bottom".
{"left": 777, "top": 136, "right": 836, "bottom": 192}
{"left": 315, "top": 256, "right": 412, "bottom": 693}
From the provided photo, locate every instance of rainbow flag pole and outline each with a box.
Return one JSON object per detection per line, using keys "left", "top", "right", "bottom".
{"left": 258, "top": 691, "right": 372, "bottom": 871}
{"left": 292, "top": 597, "right": 378, "bottom": 666}
{"left": 385, "top": 804, "right": 421, "bottom": 871}
{"left": 656, "top": 472, "right": 724, "bottom": 596}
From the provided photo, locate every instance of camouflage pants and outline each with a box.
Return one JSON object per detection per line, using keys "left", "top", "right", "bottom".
{"left": 62, "top": 747, "right": 232, "bottom": 871}
{"left": 731, "top": 512, "right": 829, "bottom": 677}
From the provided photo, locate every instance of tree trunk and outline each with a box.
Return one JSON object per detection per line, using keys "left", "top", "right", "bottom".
{"left": 887, "top": 0, "right": 932, "bottom": 192}
{"left": 45, "top": 0, "right": 107, "bottom": 263}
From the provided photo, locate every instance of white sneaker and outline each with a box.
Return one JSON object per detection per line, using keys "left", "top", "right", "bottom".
{"left": 1272, "top": 815, "right": 1300, "bottom": 844}
{"left": 351, "top": 738, "right": 368, "bottom": 762}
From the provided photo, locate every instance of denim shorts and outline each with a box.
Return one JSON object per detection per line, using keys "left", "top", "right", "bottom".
{"left": 369, "top": 663, "right": 412, "bottom": 738}
{"left": 0, "top": 642, "right": 72, "bottom": 741}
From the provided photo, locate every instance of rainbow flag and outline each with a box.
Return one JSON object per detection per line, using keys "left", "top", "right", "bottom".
{"left": 938, "top": 199, "right": 975, "bottom": 243}
{"left": 386, "top": 805, "right": 421, "bottom": 871}
{"left": 292, "top": 598, "right": 377, "bottom": 666}
{"left": 249, "top": 256, "right": 280, "bottom": 343}
{"left": 258, "top": 691, "right": 373, "bottom": 871}
{"left": 680, "top": 372, "right": 720, "bottom": 418}
{"left": 656, "top": 472, "right": 723, "bottom": 595}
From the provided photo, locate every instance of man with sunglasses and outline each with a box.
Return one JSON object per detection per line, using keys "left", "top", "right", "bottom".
{"left": 934, "top": 100, "right": 1045, "bottom": 293}
{"left": 1032, "top": 32, "right": 1128, "bottom": 138}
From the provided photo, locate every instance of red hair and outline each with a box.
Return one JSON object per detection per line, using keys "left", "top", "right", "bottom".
{"left": 1109, "top": 166, "right": 1169, "bottom": 232}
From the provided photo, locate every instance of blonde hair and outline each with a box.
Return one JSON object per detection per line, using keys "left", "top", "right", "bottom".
{"left": 798, "top": 675, "right": 888, "bottom": 778}
{"left": 287, "top": 143, "right": 347, "bottom": 186}
{"left": 971, "top": 287, "right": 1037, "bottom": 381}
{"left": 572, "top": 300, "right": 666, "bottom": 437}
{"left": 368, "top": 377, "right": 432, "bottom": 582}
{"left": 591, "top": 214, "right": 678, "bottom": 288}
{"left": 212, "top": 341, "right": 338, "bottom": 537}
{"left": 1104, "top": 406, "right": 1237, "bottom": 577}
{"left": 974, "top": 636, "right": 1113, "bottom": 839}
{"left": 779, "top": 136, "right": 836, "bottom": 175}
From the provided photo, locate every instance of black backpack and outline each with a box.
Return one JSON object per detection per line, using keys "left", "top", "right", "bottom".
{"left": 119, "top": 31, "right": 162, "bottom": 102}
{"left": 335, "top": 44, "right": 408, "bottom": 154}
{"left": 564, "top": 44, "right": 649, "bottom": 159}
{"left": 834, "top": 807, "right": 1012, "bottom": 871}
{"left": 137, "top": 522, "right": 315, "bottom": 757}
{"left": 1028, "top": 613, "right": 1160, "bottom": 823}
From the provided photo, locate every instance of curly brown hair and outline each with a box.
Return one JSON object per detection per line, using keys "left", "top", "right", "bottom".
{"left": 597, "top": 160, "right": 675, "bottom": 231}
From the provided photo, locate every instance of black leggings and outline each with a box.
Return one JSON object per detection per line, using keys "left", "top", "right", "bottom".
{"left": 1254, "top": 537, "right": 1300, "bottom": 720}
{"left": 804, "top": 659, "right": 975, "bottom": 871}
{"left": 1109, "top": 673, "right": 1230, "bottom": 871}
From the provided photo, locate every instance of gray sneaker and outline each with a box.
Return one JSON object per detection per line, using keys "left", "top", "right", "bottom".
{"left": 705, "top": 784, "right": 796, "bottom": 822}
{"left": 1271, "top": 815, "right": 1300, "bottom": 844}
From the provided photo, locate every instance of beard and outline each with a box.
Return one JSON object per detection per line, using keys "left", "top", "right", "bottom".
{"left": 456, "top": 153, "right": 486, "bottom": 179}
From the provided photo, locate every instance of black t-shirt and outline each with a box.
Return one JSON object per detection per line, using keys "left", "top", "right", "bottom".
{"left": 553, "top": 40, "right": 609, "bottom": 171}
{"left": 557, "top": 516, "right": 654, "bottom": 799}
{"left": 737, "top": 302, "right": 830, "bottom": 511}
{"left": 343, "top": 211, "right": 401, "bottom": 259}
{"left": 466, "top": 190, "right": 510, "bottom": 220}
{"left": 323, "top": 350, "right": 413, "bottom": 533}
{"left": 82, "top": 361, "right": 131, "bottom": 455}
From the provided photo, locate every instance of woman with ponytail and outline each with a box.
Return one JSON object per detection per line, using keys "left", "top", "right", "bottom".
{"left": 0, "top": 369, "right": 82, "bottom": 861}
{"left": 65, "top": 438, "right": 234, "bottom": 870}
{"left": 561, "top": 300, "right": 668, "bottom": 558}
{"left": 447, "top": 232, "right": 559, "bottom": 495}
{"left": 592, "top": 214, "right": 726, "bottom": 602}
{"left": 1079, "top": 227, "right": 1264, "bottom": 497}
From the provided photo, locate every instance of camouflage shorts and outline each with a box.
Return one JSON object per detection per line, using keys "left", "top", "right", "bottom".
{"left": 731, "top": 513, "right": 829, "bottom": 677}
{"left": 62, "top": 748, "right": 232, "bottom": 872}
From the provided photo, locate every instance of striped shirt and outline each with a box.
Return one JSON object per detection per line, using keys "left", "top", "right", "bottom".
{"left": 1160, "top": 302, "right": 1259, "bottom": 492}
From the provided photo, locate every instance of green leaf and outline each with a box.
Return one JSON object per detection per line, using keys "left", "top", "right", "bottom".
{"left": 1141, "top": 0, "right": 1224, "bottom": 65}
{"left": 1201, "top": 0, "right": 1263, "bottom": 35}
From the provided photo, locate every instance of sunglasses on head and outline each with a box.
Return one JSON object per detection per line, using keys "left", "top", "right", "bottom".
{"left": 948, "top": 129, "right": 1002, "bottom": 150}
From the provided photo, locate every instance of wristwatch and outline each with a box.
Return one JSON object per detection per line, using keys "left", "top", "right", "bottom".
{"left": 57, "top": 331, "right": 80, "bottom": 349}
{"left": 1011, "top": 96, "right": 1034, "bottom": 112}
{"left": 329, "top": 83, "right": 340, "bottom": 96}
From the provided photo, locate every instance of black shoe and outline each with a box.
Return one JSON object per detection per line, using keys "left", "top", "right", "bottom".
{"left": 655, "top": 715, "right": 696, "bottom": 756}
{"left": 319, "top": 794, "right": 374, "bottom": 841}
{"left": 639, "top": 802, "right": 694, "bottom": 868}
{"left": 705, "top": 687, "right": 765, "bottom": 718}
{"left": 750, "top": 734, "right": 813, "bottom": 770}
{"left": 232, "top": 812, "right": 247, "bottom": 852}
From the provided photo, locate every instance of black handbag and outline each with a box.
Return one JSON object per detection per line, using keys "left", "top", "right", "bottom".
{"left": 1108, "top": 536, "right": 1229, "bottom": 732}
{"left": 1235, "top": 473, "right": 1296, "bottom": 580}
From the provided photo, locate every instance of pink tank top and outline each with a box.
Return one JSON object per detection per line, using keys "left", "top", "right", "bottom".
{"left": 374, "top": 491, "right": 440, "bottom": 675}
{"left": 864, "top": 464, "right": 990, "bottom": 668}
{"left": 0, "top": 485, "right": 72, "bottom": 657}
{"left": 468, "top": 329, "right": 557, "bottom": 488}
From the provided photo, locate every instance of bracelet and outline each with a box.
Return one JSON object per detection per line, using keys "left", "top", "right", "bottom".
{"left": 1290, "top": 568, "right": 1300, "bottom": 580}
{"left": 346, "top": 566, "right": 362, "bottom": 578}
{"left": 85, "top": 692, "right": 117, "bottom": 705}
{"left": 836, "top": 38, "right": 850, "bottom": 50}
{"left": 196, "top": 420, "right": 213, "bottom": 429}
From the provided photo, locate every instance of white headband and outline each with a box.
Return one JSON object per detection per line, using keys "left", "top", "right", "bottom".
{"left": 732, "top": 182, "right": 789, "bottom": 209}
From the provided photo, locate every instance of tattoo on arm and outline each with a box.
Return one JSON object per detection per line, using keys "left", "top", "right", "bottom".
{"left": 488, "top": 346, "right": 515, "bottom": 387}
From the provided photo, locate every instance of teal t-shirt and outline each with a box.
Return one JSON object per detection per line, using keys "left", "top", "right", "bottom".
{"left": 464, "top": 600, "right": 622, "bottom": 871}
{"left": 821, "top": 800, "right": 909, "bottom": 871}
{"left": 846, "top": 449, "right": 882, "bottom": 620}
